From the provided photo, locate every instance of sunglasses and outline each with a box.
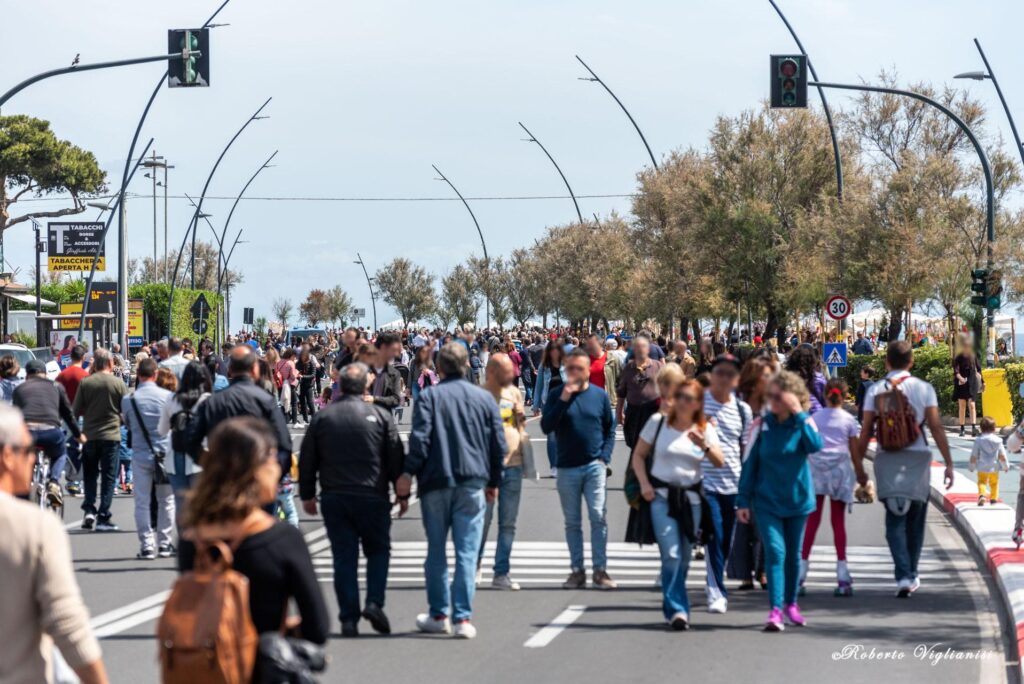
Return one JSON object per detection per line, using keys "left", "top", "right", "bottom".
{"left": 11, "top": 443, "right": 35, "bottom": 457}
{"left": 674, "top": 392, "right": 699, "bottom": 403}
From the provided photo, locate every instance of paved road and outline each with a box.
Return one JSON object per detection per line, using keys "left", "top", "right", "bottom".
{"left": 65, "top": 411, "right": 1014, "bottom": 683}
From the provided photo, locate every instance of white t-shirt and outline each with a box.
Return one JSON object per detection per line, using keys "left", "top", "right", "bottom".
{"left": 863, "top": 370, "right": 937, "bottom": 450}
{"left": 640, "top": 414, "right": 720, "bottom": 492}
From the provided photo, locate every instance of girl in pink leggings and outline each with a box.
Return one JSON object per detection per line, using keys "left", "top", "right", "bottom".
{"left": 800, "top": 379, "right": 859, "bottom": 596}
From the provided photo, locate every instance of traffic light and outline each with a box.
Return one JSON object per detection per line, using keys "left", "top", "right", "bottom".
{"left": 167, "top": 28, "right": 210, "bottom": 88}
{"left": 770, "top": 54, "right": 808, "bottom": 108}
{"left": 970, "top": 268, "right": 989, "bottom": 307}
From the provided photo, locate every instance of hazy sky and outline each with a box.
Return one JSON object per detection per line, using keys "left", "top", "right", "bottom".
{"left": 4, "top": 0, "right": 1023, "bottom": 328}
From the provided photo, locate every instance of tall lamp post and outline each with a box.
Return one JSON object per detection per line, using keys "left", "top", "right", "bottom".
{"left": 808, "top": 79, "right": 995, "bottom": 365}
{"left": 353, "top": 253, "right": 377, "bottom": 332}
{"left": 432, "top": 164, "right": 490, "bottom": 328}
{"left": 575, "top": 55, "right": 659, "bottom": 170}
{"left": 955, "top": 38, "right": 1024, "bottom": 171}
{"left": 142, "top": 154, "right": 172, "bottom": 281}
{"left": 518, "top": 121, "right": 583, "bottom": 224}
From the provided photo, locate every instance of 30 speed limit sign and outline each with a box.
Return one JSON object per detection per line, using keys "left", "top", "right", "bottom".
{"left": 826, "top": 295, "right": 852, "bottom": 321}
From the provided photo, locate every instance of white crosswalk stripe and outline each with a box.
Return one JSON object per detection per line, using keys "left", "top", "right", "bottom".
{"left": 312, "top": 541, "right": 954, "bottom": 589}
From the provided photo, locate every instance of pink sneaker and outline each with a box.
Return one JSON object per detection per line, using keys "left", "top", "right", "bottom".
{"left": 784, "top": 603, "right": 806, "bottom": 627}
{"left": 764, "top": 607, "right": 785, "bottom": 632}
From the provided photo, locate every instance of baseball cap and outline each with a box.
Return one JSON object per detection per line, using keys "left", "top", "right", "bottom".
{"left": 25, "top": 359, "right": 47, "bottom": 375}
{"left": 710, "top": 353, "right": 741, "bottom": 371}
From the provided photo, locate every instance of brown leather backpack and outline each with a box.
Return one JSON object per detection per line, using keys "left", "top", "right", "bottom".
{"left": 157, "top": 532, "right": 259, "bottom": 684}
{"left": 873, "top": 377, "right": 924, "bottom": 452}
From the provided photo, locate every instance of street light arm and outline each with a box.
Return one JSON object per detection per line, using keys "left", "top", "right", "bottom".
{"left": 575, "top": 55, "right": 658, "bottom": 170}
{"left": 0, "top": 53, "right": 188, "bottom": 111}
{"left": 355, "top": 253, "right": 378, "bottom": 331}
{"left": 766, "top": 0, "right": 843, "bottom": 201}
{"left": 974, "top": 38, "right": 1024, "bottom": 169}
{"left": 218, "top": 150, "right": 278, "bottom": 284}
{"left": 518, "top": 121, "right": 583, "bottom": 224}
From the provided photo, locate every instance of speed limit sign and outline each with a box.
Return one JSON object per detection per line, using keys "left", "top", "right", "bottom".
{"left": 826, "top": 295, "right": 852, "bottom": 321}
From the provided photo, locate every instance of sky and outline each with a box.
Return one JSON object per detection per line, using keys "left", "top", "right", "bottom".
{"left": 3, "top": 0, "right": 1023, "bottom": 330}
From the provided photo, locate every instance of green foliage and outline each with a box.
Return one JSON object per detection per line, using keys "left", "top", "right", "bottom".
{"left": 253, "top": 316, "right": 268, "bottom": 342}
{"left": 126, "top": 283, "right": 221, "bottom": 340}
{"left": 839, "top": 344, "right": 956, "bottom": 415}
{"left": 10, "top": 330, "right": 36, "bottom": 347}
{"left": 1004, "top": 363, "right": 1024, "bottom": 423}
{"left": 0, "top": 115, "right": 106, "bottom": 231}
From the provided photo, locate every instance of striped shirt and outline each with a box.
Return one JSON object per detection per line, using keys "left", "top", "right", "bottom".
{"left": 702, "top": 390, "right": 753, "bottom": 494}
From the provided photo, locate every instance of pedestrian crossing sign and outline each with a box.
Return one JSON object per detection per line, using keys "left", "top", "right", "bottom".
{"left": 824, "top": 343, "right": 847, "bottom": 368}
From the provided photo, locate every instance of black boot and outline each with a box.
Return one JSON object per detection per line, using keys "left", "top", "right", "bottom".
{"left": 971, "top": 424, "right": 979, "bottom": 437}
{"left": 959, "top": 425, "right": 965, "bottom": 437}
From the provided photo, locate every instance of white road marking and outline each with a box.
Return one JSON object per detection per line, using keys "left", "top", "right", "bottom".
{"left": 524, "top": 605, "right": 587, "bottom": 648}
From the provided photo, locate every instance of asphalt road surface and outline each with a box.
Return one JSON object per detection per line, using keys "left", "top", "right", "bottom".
{"left": 65, "top": 409, "right": 1014, "bottom": 684}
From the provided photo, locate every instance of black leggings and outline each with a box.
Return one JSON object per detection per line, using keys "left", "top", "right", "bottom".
{"left": 298, "top": 380, "right": 316, "bottom": 421}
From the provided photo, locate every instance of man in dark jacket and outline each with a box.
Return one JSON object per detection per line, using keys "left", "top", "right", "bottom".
{"left": 300, "top": 362, "right": 405, "bottom": 637}
{"left": 397, "top": 342, "right": 505, "bottom": 639}
{"left": 13, "top": 360, "right": 83, "bottom": 504}
{"left": 186, "top": 345, "right": 292, "bottom": 473}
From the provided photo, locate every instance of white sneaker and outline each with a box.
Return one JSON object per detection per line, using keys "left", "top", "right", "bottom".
{"left": 909, "top": 576, "right": 921, "bottom": 594}
{"left": 707, "top": 597, "right": 728, "bottom": 614}
{"left": 474, "top": 567, "right": 483, "bottom": 587}
{"left": 895, "top": 578, "right": 912, "bottom": 598}
{"left": 452, "top": 621, "right": 477, "bottom": 639}
{"left": 492, "top": 574, "right": 521, "bottom": 591}
{"left": 550, "top": 467, "right": 558, "bottom": 478}
{"left": 416, "top": 613, "right": 452, "bottom": 634}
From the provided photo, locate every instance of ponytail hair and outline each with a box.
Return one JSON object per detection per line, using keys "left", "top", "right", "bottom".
{"left": 825, "top": 377, "right": 847, "bottom": 407}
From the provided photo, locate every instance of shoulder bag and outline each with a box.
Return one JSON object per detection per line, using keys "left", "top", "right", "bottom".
{"left": 131, "top": 396, "right": 169, "bottom": 485}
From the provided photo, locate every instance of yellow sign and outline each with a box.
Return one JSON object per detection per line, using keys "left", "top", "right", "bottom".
{"left": 48, "top": 256, "right": 105, "bottom": 271}
{"left": 58, "top": 302, "right": 89, "bottom": 330}
{"left": 127, "top": 299, "right": 144, "bottom": 342}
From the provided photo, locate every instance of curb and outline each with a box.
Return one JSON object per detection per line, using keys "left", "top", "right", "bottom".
{"left": 926, "top": 461, "right": 1022, "bottom": 677}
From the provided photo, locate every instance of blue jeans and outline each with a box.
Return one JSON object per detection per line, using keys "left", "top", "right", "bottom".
{"left": 757, "top": 509, "right": 808, "bottom": 609}
{"left": 321, "top": 493, "right": 392, "bottom": 624}
{"left": 30, "top": 427, "right": 67, "bottom": 484}
{"left": 477, "top": 466, "right": 523, "bottom": 575}
{"left": 275, "top": 488, "right": 299, "bottom": 526}
{"left": 82, "top": 440, "right": 119, "bottom": 522}
{"left": 555, "top": 460, "right": 608, "bottom": 571}
{"left": 704, "top": 491, "right": 736, "bottom": 603}
{"left": 651, "top": 494, "right": 701, "bottom": 619}
{"left": 545, "top": 433, "right": 558, "bottom": 470}
{"left": 522, "top": 371, "right": 534, "bottom": 404}
{"left": 420, "top": 480, "right": 486, "bottom": 621}
{"left": 884, "top": 499, "right": 928, "bottom": 582}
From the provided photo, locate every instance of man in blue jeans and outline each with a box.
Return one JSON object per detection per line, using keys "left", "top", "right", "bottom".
{"left": 476, "top": 353, "right": 527, "bottom": 591}
{"left": 856, "top": 340, "right": 954, "bottom": 598}
{"left": 399, "top": 342, "right": 505, "bottom": 639}
{"left": 541, "top": 348, "right": 617, "bottom": 590}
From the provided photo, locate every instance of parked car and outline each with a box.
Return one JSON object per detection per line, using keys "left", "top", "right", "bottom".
{"left": 0, "top": 344, "right": 60, "bottom": 380}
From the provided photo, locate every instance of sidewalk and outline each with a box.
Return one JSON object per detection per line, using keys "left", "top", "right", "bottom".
{"left": 942, "top": 428, "right": 1020, "bottom": 511}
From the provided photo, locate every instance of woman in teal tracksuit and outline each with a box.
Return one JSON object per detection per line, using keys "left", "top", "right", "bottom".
{"left": 736, "top": 369, "right": 823, "bottom": 632}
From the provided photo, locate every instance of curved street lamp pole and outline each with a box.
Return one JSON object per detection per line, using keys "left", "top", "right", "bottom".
{"left": 217, "top": 150, "right": 278, "bottom": 291}
{"left": 575, "top": 55, "right": 658, "bottom": 170}
{"left": 809, "top": 79, "right": 995, "bottom": 365}
{"left": 767, "top": 0, "right": 844, "bottom": 201}
{"left": 518, "top": 121, "right": 583, "bottom": 224}
{"left": 219, "top": 229, "right": 245, "bottom": 336}
{"left": 432, "top": 164, "right": 490, "bottom": 328}
{"left": 78, "top": 0, "right": 233, "bottom": 345}
{"left": 955, "top": 38, "right": 1024, "bottom": 171}
{"left": 353, "top": 253, "right": 378, "bottom": 332}
{"left": 167, "top": 97, "right": 271, "bottom": 335}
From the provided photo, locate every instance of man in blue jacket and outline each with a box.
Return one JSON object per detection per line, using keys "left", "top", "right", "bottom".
{"left": 541, "top": 347, "right": 617, "bottom": 590}
{"left": 398, "top": 342, "right": 506, "bottom": 639}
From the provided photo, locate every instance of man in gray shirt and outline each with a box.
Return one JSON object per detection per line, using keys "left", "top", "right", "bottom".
{"left": 121, "top": 358, "right": 174, "bottom": 560}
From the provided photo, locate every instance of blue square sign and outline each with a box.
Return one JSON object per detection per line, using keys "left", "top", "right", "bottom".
{"left": 823, "top": 342, "right": 847, "bottom": 368}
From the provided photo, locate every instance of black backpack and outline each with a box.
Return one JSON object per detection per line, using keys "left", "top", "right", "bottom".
{"left": 170, "top": 408, "right": 195, "bottom": 454}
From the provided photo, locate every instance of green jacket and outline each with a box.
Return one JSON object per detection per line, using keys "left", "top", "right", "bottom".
{"left": 72, "top": 372, "right": 127, "bottom": 442}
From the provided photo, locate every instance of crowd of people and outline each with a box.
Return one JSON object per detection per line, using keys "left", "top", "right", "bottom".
{"left": 6, "top": 318, "right": 1006, "bottom": 681}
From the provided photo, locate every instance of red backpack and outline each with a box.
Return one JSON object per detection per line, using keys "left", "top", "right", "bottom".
{"left": 873, "top": 377, "right": 923, "bottom": 451}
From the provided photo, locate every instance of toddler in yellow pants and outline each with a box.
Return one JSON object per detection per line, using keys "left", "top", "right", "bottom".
{"left": 969, "top": 417, "right": 1008, "bottom": 506}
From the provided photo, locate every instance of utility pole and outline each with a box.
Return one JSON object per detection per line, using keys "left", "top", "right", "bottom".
{"left": 33, "top": 220, "right": 42, "bottom": 347}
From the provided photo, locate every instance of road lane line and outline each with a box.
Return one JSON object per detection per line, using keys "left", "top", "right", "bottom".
{"left": 93, "top": 605, "right": 167, "bottom": 639}
{"left": 524, "top": 605, "right": 586, "bottom": 648}
{"left": 90, "top": 591, "right": 171, "bottom": 630}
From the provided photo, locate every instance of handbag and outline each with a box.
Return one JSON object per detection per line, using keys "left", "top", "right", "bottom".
{"left": 253, "top": 633, "right": 326, "bottom": 684}
{"left": 130, "top": 397, "right": 169, "bottom": 485}
{"left": 624, "top": 414, "right": 664, "bottom": 508}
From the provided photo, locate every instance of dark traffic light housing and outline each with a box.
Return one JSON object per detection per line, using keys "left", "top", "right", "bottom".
{"left": 770, "top": 54, "right": 807, "bottom": 108}
{"left": 970, "top": 267, "right": 1002, "bottom": 309}
{"left": 168, "top": 28, "right": 209, "bottom": 88}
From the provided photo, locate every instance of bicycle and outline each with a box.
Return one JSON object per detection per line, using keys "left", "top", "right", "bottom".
{"left": 30, "top": 449, "right": 64, "bottom": 520}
